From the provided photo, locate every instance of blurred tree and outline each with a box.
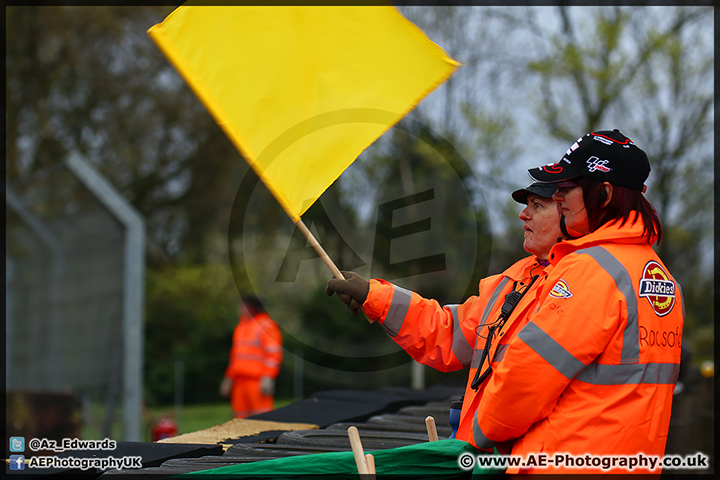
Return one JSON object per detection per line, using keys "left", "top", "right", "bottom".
{"left": 144, "top": 262, "right": 247, "bottom": 405}
{"left": 358, "top": 118, "right": 493, "bottom": 303}
{"left": 5, "top": 7, "right": 272, "bottom": 406}
{"left": 286, "top": 284, "right": 467, "bottom": 394}
{"left": 399, "top": 5, "right": 538, "bottom": 275}
{"left": 5, "top": 6, "right": 260, "bottom": 268}
{"left": 458, "top": 106, "right": 527, "bottom": 275}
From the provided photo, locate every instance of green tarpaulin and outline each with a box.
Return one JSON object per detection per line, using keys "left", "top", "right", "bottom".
{"left": 177, "top": 439, "right": 503, "bottom": 479}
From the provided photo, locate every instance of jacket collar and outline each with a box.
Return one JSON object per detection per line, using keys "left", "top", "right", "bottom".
{"left": 503, "top": 255, "right": 551, "bottom": 281}
{"left": 548, "top": 212, "right": 651, "bottom": 265}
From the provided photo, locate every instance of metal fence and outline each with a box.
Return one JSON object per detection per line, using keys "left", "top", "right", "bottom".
{"left": 5, "top": 154, "right": 144, "bottom": 441}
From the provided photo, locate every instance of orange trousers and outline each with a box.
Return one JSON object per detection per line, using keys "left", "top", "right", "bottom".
{"left": 230, "top": 375, "right": 274, "bottom": 418}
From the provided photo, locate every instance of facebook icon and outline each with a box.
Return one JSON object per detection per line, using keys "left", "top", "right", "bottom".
{"left": 9, "top": 455, "right": 25, "bottom": 470}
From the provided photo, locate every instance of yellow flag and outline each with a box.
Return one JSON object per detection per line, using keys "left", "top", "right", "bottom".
{"left": 148, "top": 5, "right": 460, "bottom": 222}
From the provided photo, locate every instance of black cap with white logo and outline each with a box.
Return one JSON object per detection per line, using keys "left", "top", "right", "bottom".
{"left": 527, "top": 129, "right": 651, "bottom": 191}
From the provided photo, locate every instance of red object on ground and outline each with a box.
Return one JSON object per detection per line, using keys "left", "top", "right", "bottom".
{"left": 151, "top": 417, "right": 178, "bottom": 442}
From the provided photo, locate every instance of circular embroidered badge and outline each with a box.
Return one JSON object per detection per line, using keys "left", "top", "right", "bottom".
{"left": 549, "top": 279, "right": 573, "bottom": 299}
{"left": 638, "top": 260, "right": 676, "bottom": 316}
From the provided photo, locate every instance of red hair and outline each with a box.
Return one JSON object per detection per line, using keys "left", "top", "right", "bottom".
{"left": 576, "top": 177, "right": 662, "bottom": 245}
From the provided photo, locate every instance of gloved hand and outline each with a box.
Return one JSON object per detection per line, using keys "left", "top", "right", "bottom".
{"left": 260, "top": 376, "right": 275, "bottom": 396}
{"left": 325, "top": 271, "right": 369, "bottom": 316}
{"left": 219, "top": 377, "right": 232, "bottom": 398}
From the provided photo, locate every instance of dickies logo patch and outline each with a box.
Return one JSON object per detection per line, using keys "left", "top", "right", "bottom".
{"left": 549, "top": 279, "right": 573, "bottom": 299}
{"left": 639, "top": 261, "right": 676, "bottom": 316}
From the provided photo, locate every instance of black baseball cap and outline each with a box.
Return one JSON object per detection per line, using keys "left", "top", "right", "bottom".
{"left": 527, "top": 130, "right": 650, "bottom": 191}
{"left": 511, "top": 182, "right": 558, "bottom": 204}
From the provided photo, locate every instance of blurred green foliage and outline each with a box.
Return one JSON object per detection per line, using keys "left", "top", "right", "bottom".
{"left": 144, "top": 262, "right": 242, "bottom": 405}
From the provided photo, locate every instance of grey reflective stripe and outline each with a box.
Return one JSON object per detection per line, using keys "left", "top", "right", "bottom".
{"left": 233, "top": 354, "right": 266, "bottom": 362}
{"left": 677, "top": 282, "right": 686, "bottom": 320}
{"left": 234, "top": 339, "right": 261, "bottom": 347}
{"left": 472, "top": 417, "right": 498, "bottom": 449}
{"left": 448, "top": 304, "right": 473, "bottom": 366}
{"left": 382, "top": 284, "right": 413, "bottom": 337}
{"left": 471, "top": 277, "right": 512, "bottom": 369}
{"left": 492, "top": 343, "right": 508, "bottom": 363}
{"left": 518, "top": 321, "right": 586, "bottom": 379}
{"left": 480, "top": 277, "right": 512, "bottom": 331}
{"left": 577, "top": 362, "right": 679, "bottom": 385}
{"left": 575, "top": 246, "right": 639, "bottom": 364}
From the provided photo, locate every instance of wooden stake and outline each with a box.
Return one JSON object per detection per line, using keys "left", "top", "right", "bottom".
{"left": 347, "top": 426, "right": 369, "bottom": 475}
{"left": 296, "top": 219, "right": 373, "bottom": 323}
{"left": 425, "top": 415, "right": 439, "bottom": 442}
{"left": 365, "top": 453, "right": 376, "bottom": 475}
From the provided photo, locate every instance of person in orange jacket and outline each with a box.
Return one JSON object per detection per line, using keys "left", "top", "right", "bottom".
{"left": 220, "top": 295, "right": 283, "bottom": 418}
{"left": 468, "top": 130, "right": 684, "bottom": 474}
{"left": 326, "top": 181, "right": 566, "bottom": 448}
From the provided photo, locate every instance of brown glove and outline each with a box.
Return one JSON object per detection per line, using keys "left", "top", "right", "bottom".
{"left": 326, "top": 271, "right": 370, "bottom": 316}
{"left": 260, "top": 376, "right": 275, "bottom": 396}
{"left": 219, "top": 377, "right": 232, "bottom": 398}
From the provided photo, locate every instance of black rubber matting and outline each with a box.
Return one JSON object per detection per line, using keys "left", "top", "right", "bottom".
{"left": 249, "top": 385, "right": 463, "bottom": 427}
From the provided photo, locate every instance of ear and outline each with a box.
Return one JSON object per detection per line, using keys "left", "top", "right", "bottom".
{"left": 600, "top": 182, "right": 613, "bottom": 207}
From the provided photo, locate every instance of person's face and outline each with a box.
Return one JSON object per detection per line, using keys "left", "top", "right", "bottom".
{"left": 518, "top": 194, "right": 563, "bottom": 260}
{"left": 552, "top": 181, "right": 589, "bottom": 237}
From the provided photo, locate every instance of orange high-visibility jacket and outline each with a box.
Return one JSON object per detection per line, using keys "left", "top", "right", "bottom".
{"left": 225, "top": 312, "right": 283, "bottom": 380}
{"left": 472, "top": 217, "right": 684, "bottom": 474}
{"left": 363, "top": 255, "right": 553, "bottom": 443}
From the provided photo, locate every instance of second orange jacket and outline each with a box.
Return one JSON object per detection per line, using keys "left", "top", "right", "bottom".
{"left": 225, "top": 312, "right": 283, "bottom": 380}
